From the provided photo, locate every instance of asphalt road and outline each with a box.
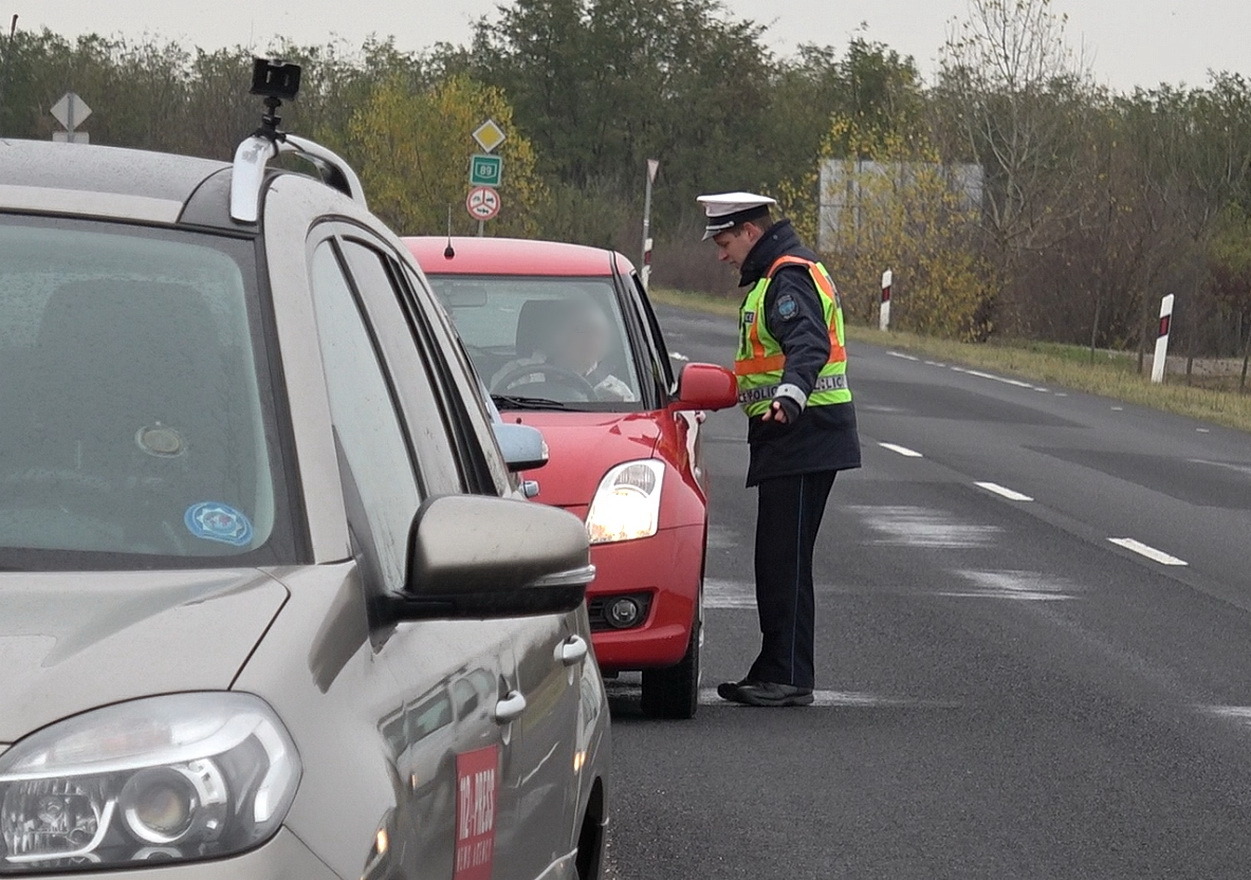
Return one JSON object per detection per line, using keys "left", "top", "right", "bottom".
{"left": 604, "top": 305, "right": 1251, "bottom": 880}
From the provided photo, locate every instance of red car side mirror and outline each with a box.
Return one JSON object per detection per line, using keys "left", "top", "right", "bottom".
{"left": 670, "top": 362, "right": 738, "bottom": 412}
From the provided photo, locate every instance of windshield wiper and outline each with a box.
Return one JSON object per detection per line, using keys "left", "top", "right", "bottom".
{"left": 491, "top": 394, "right": 573, "bottom": 411}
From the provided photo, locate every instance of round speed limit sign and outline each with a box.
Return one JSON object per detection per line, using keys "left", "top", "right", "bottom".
{"left": 466, "top": 186, "right": 501, "bottom": 221}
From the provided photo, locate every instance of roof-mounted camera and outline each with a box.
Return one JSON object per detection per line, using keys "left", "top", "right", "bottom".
{"left": 251, "top": 59, "right": 302, "bottom": 101}
{"left": 250, "top": 59, "right": 301, "bottom": 141}
{"left": 230, "top": 57, "right": 367, "bottom": 224}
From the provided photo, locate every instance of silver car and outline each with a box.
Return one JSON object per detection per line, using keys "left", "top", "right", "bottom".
{"left": 0, "top": 63, "right": 609, "bottom": 880}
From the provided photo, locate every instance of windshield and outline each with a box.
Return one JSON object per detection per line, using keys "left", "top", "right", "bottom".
{"left": 0, "top": 216, "right": 300, "bottom": 570}
{"left": 427, "top": 275, "right": 644, "bottom": 411}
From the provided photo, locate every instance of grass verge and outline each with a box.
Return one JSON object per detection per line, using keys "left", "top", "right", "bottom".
{"left": 651, "top": 288, "right": 1251, "bottom": 434}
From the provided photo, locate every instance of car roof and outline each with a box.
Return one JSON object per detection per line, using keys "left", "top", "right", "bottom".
{"left": 0, "top": 138, "right": 362, "bottom": 231}
{"left": 405, "top": 236, "right": 636, "bottom": 277}
{"left": 0, "top": 139, "right": 228, "bottom": 210}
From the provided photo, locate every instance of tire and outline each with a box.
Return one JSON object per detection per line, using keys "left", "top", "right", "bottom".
{"left": 640, "top": 622, "right": 701, "bottom": 719}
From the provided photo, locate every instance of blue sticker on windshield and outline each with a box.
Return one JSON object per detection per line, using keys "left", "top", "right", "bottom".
{"left": 185, "top": 502, "right": 254, "bottom": 547}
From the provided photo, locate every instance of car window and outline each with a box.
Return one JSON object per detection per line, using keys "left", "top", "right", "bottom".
{"left": 0, "top": 216, "right": 300, "bottom": 569}
{"left": 452, "top": 677, "right": 482, "bottom": 717}
{"left": 337, "top": 238, "right": 468, "bottom": 495}
{"left": 399, "top": 265, "right": 513, "bottom": 495}
{"left": 309, "top": 241, "right": 421, "bottom": 593}
{"left": 426, "top": 274, "right": 645, "bottom": 412}
{"left": 406, "top": 688, "right": 454, "bottom": 746}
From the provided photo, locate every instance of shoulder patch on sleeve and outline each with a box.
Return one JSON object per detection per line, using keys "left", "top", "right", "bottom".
{"left": 776, "top": 294, "right": 799, "bottom": 321}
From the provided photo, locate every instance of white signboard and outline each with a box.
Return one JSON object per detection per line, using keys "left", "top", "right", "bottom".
{"left": 51, "top": 92, "right": 92, "bottom": 131}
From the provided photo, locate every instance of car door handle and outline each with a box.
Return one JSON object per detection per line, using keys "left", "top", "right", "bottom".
{"left": 495, "top": 690, "right": 527, "bottom": 724}
{"left": 557, "top": 635, "right": 588, "bottom": 667}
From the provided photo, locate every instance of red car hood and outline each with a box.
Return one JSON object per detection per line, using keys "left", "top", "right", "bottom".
{"left": 511, "top": 411, "right": 662, "bottom": 509}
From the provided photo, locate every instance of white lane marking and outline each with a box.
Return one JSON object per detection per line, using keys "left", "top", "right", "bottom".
{"left": 1189, "top": 459, "right": 1251, "bottom": 477}
{"left": 704, "top": 525, "right": 741, "bottom": 551}
{"left": 669, "top": 351, "right": 690, "bottom": 362}
{"left": 1108, "top": 538, "right": 1188, "bottom": 567}
{"left": 949, "top": 365, "right": 1041, "bottom": 390}
{"left": 879, "top": 442, "right": 923, "bottom": 458}
{"left": 848, "top": 505, "right": 1002, "bottom": 549}
{"left": 1111, "top": 406, "right": 1124, "bottom": 411}
{"left": 887, "top": 351, "right": 920, "bottom": 361}
{"left": 940, "top": 569, "right": 1077, "bottom": 601}
{"left": 1055, "top": 392, "right": 1069, "bottom": 397}
{"left": 1197, "top": 428, "right": 1211, "bottom": 433}
{"left": 703, "top": 578, "right": 756, "bottom": 609}
{"left": 1205, "top": 706, "right": 1251, "bottom": 723}
{"left": 705, "top": 578, "right": 844, "bottom": 609}
{"left": 698, "top": 688, "right": 962, "bottom": 709}
{"left": 974, "top": 481, "right": 1034, "bottom": 502}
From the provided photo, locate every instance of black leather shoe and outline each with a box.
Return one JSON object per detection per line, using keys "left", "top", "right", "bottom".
{"left": 716, "top": 678, "right": 759, "bottom": 703}
{"left": 717, "top": 679, "right": 814, "bottom": 707}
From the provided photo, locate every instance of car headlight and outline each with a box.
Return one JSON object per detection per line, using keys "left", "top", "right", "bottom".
{"left": 0, "top": 692, "right": 300, "bottom": 873}
{"left": 586, "top": 460, "right": 664, "bottom": 545}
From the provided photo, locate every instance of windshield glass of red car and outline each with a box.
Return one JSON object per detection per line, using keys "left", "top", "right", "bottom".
{"left": 427, "top": 275, "right": 644, "bottom": 411}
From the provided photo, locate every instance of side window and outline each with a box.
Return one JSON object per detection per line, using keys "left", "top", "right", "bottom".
{"left": 631, "top": 273, "right": 677, "bottom": 394}
{"left": 339, "top": 239, "right": 470, "bottom": 494}
{"left": 309, "top": 241, "right": 421, "bottom": 592}
{"left": 400, "top": 264, "right": 514, "bottom": 496}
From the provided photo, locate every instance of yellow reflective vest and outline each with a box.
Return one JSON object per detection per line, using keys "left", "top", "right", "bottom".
{"left": 734, "top": 255, "right": 851, "bottom": 417}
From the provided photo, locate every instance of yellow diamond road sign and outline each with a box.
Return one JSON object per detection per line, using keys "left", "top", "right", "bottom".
{"left": 472, "top": 119, "right": 506, "bottom": 153}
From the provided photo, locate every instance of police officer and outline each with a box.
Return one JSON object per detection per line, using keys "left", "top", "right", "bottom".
{"left": 698, "top": 192, "right": 861, "bottom": 707}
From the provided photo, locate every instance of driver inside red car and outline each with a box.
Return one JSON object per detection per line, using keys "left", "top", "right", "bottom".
{"left": 492, "top": 298, "right": 636, "bottom": 402}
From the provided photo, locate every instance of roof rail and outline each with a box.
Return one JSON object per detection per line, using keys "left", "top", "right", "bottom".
{"left": 228, "top": 58, "right": 368, "bottom": 224}
{"left": 280, "top": 136, "right": 368, "bottom": 207}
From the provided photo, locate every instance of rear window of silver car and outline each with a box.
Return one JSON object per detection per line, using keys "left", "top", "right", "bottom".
{"left": 0, "top": 217, "right": 300, "bottom": 568}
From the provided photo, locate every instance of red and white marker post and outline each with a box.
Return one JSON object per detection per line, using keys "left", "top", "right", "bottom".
{"left": 879, "top": 269, "right": 893, "bottom": 332}
{"left": 640, "top": 159, "right": 659, "bottom": 291}
{"left": 1151, "top": 294, "right": 1174, "bottom": 384}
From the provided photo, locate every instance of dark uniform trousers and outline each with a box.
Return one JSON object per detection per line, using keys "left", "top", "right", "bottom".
{"left": 748, "top": 469, "right": 837, "bottom": 689}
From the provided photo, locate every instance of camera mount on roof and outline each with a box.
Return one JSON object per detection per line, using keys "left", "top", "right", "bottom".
{"left": 250, "top": 59, "right": 302, "bottom": 142}
{"left": 229, "top": 57, "right": 368, "bottom": 224}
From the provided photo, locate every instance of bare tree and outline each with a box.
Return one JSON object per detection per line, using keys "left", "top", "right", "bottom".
{"left": 938, "top": 0, "right": 1094, "bottom": 261}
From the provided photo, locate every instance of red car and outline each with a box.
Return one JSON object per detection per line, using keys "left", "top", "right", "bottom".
{"left": 406, "top": 237, "right": 737, "bottom": 718}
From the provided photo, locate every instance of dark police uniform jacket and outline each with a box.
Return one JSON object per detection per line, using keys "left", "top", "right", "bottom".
{"left": 737, "top": 220, "right": 861, "bottom": 487}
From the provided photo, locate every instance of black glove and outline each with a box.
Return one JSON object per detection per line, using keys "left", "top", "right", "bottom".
{"left": 771, "top": 395, "right": 802, "bottom": 424}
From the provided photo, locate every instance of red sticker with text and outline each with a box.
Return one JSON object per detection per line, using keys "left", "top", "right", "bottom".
{"left": 454, "top": 745, "right": 499, "bottom": 880}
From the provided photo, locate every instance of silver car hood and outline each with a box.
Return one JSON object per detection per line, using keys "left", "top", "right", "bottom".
{"left": 0, "top": 568, "right": 288, "bottom": 743}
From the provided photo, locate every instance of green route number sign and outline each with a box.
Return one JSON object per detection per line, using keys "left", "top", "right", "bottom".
{"left": 469, "top": 155, "right": 503, "bottom": 187}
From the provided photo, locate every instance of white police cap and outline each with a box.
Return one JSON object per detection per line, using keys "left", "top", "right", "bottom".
{"left": 697, "top": 192, "right": 778, "bottom": 240}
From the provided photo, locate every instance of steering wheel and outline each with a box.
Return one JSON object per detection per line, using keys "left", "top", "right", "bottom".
{"left": 492, "top": 362, "right": 598, "bottom": 400}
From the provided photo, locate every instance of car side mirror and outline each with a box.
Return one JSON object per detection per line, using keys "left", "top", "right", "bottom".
{"left": 670, "top": 362, "right": 738, "bottom": 412}
{"left": 388, "top": 495, "right": 593, "bottom": 621}
{"left": 493, "top": 422, "right": 549, "bottom": 472}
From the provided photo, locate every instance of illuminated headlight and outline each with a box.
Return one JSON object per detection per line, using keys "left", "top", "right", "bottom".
{"left": 0, "top": 693, "right": 300, "bottom": 873}
{"left": 586, "top": 460, "right": 664, "bottom": 545}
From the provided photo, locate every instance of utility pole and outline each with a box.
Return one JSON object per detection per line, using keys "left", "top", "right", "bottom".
{"left": 0, "top": 15, "right": 18, "bottom": 133}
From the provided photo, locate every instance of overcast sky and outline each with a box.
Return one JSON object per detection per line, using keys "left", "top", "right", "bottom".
{"left": 15, "top": 0, "right": 1251, "bottom": 92}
